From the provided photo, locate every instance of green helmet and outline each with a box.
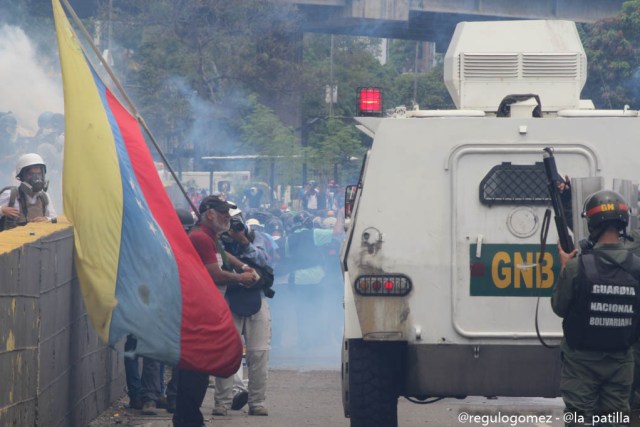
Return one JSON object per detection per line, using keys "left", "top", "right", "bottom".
{"left": 582, "top": 190, "right": 630, "bottom": 231}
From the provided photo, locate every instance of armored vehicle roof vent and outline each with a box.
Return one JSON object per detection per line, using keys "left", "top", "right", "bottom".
{"left": 444, "top": 20, "right": 587, "bottom": 113}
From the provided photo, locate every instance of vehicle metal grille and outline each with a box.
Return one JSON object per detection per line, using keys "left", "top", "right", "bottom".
{"left": 479, "top": 162, "right": 549, "bottom": 205}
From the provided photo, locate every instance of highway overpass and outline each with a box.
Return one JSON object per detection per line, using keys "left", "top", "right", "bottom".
{"left": 279, "top": 0, "right": 625, "bottom": 49}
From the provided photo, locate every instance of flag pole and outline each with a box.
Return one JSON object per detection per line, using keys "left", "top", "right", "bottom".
{"left": 59, "top": 0, "right": 199, "bottom": 214}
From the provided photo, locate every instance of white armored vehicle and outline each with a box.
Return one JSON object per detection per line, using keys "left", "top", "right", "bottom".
{"left": 341, "top": 20, "right": 640, "bottom": 427}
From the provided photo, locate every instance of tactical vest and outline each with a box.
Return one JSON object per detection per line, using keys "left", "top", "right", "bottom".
{"left": 563, "top": 251, "right": 640, "bottom": 352}
{"left": 0, "top": 186, "right": 48, "bottom": 231}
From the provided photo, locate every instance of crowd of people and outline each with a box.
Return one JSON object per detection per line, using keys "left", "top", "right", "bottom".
{"left": 0, "top": 113, "right": 350, "bottom": 423}
{"left": 168, "top": 193, "right": 345, "bottom": 425}
{"left": 184, "top": 178, "right": 346, "bottom": 217}
{"left": 77, "top": 185, "right": 346, "bottom": 423}
{"left": 119, "top": 186, "right": 346, "bottom": 425}
{"left": 10, "top": 130, "right": 640, "bottom": 426}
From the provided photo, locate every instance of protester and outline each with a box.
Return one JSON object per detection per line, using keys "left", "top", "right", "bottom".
{"left": 277, "top": 209, "right": 344, "bottom": 352}
{"left": 123, "top": 335, "right": 166, "bottom": 414}
{"left": 0, "top": 153, "right": 57, "bottom": 231}
{"left": 285, "top": 209, "right": 343, "bottom": 285}
{"left": 327, "top": 179, "right": 339, "bottom": 210}
{"left": 163, "top": 208, "right": 198, "bottom": 415}
{"left": 215, "top": 209, "right": 273, "bottom": 416}
{"left": 302, "top": 182, "right": 318, "bottom": 214}
{"left": 243, "top": 186, "right": 263, "bottom": 209}
{"left": 246, "top": 217, "right": 279, "bottom": 265}
{"left": 172, "top": 194, "right": 258, "bottom": 427}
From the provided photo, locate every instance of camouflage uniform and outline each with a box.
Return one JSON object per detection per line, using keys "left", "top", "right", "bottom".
{"left": 551, "top": 243, "right": 634, "bottom": 427}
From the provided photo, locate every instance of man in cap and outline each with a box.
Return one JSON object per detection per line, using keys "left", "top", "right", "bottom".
{"left": 172, "top": 193, "right": 258, "bottom": 427}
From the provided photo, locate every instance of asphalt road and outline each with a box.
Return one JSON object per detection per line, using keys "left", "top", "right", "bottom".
{"left": 88, "top": 270, "right": 640, "bottom": 427}
{"left": 90, "top": 369, "right": 597, "bottom": 427}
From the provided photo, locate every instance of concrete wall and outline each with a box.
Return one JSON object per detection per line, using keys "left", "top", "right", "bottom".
{"left": 0, "top": 219, "right": 125, "bottom": 427}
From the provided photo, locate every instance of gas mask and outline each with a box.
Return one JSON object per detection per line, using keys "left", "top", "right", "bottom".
{"left": 20, "top": 172, "right": 47, "bottom": 193}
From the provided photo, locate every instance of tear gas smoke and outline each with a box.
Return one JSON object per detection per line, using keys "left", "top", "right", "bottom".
{"left": 270, "top": 256, "right": 344, "bottom": 370}
{"left": 0, "top": 24, "right": 64, "bottom": 210}
{"left": 0, "top": 24, "right": 63, "bottom": 133}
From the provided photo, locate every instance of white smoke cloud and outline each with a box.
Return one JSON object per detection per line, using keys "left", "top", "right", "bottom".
{"left": 0, "top": 24, "right": 63, "bottom": 134}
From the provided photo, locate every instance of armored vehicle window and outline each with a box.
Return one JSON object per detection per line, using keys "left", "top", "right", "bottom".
{"left": 479, "top": 162, "right": 548, "bottom": 205}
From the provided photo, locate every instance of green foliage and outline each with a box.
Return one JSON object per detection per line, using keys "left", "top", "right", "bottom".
{"left": 306, "top": 118, "right": 367, "bottom": 184}
{"left": 581, "top": 0, "right": 640, "bottom": 108}
{"left": 300, "top": 34, "right": 451, "bottom": 184}
{"left": 101, "top": 0, "right": 303, "bottom": 183}
{"left": 10, "top": 1, "right": 457, "bottom": 187}
{"left": 240, "top": 95, "right": 301, "bottom": 184}
{"left": 241, "top": 95, "right": 297, "bottom": 156}
{"left": 387, "top": 39, "right": 419, "bottom": 74}
{"left": 386, "top": 65, "right": 454, "bottom": 110}
{"left": 301, "top": 34, "right": 391, "bottom": 121}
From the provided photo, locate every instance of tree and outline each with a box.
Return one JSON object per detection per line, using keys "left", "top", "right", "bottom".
{"left": 240, "top": 95, "right": 300, "bottom": 184}
{"left": 306, "top": 118, "right": 367, "bottom": 184}
{"left": 11, "top": 1, "right": 454, "bottom": 188}
{"left": 299, "top": 33, "right": 453, "bottom": 183}
{"left": 98, "top": 0, "right": 303, "bottom": 183}
{"left": 580, "top": 0, "right": 640, "bottom": 108}
{"left": 386, "top": 64, "right": 453, "bottom": 110}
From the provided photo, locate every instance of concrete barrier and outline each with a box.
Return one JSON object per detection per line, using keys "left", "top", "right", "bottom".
{"left": 0, "top": 219, "right": 125, "bottom": 427}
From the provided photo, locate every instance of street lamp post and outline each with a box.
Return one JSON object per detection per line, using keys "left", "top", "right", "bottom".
{"left": 303, "top": 117, "right": 321, "bottom": 185}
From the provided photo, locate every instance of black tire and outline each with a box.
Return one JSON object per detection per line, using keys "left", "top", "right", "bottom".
{"left": 346, "top": 339, "right": 404, "bottom": 427}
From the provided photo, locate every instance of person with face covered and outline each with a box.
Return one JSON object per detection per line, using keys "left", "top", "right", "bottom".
{"left": 0, "top": 153, "right": 57, "bottom": 231}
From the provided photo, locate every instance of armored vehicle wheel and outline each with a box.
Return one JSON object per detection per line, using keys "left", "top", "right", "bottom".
{"left": 345, "top": 339, "right": 404, "bottom": 427}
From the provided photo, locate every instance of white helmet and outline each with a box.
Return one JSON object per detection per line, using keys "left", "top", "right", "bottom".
{"left": 16, "top": 153, "right": 46, "bottom": 179}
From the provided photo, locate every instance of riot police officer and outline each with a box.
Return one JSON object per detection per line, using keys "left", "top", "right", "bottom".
{"left": 552, "top": 190, "right": 640, "bottom": 426}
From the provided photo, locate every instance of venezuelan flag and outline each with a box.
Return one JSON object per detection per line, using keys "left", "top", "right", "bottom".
{"left": 53, "top": 0, "right": 241, "bottom": 375}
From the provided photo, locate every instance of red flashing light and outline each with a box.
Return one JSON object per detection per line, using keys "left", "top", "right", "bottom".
{"left": 354, "top": 274, "right": 412, "bottom": 297}
{"left": 357, "top": 87, "right": 382, "bottom": 116}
